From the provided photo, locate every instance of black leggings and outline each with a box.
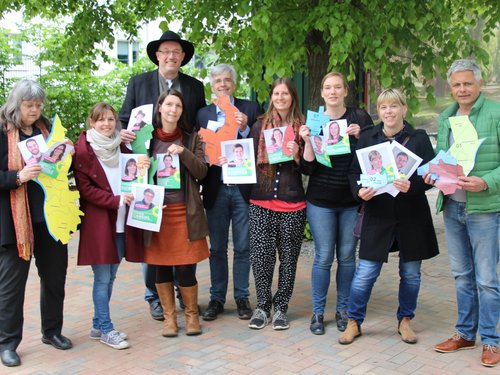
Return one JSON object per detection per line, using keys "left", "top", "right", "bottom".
{"left": 156, "top": 264, "right": 197, "bottom": 287}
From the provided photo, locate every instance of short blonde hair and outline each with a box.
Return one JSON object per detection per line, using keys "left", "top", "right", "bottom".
{"left": 376, "top": 88, "right": 407, "bottom": 109}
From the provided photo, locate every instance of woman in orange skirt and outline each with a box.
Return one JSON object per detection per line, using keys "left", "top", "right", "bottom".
{"left": 145, "top": 89, "right": 209, "bottom": 337}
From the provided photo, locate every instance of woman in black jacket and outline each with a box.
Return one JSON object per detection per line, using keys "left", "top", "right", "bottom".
{"left": 339, "top": 88, "right": 439, "bottom": 345}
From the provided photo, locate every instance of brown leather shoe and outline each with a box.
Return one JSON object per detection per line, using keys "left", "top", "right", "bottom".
{"left": 338, "top": 319, "right": 361, "bottom": 345}
{"left": 481, "top": 345, "right": 500, "bottom": 367}
{"left": 398, "top": 317, "right": 417, "bottom": 344}
{"left": 434, "top": 333, "right": 476, "bottom": 353}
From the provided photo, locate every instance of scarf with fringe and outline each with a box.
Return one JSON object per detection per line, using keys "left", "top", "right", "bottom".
{"left": 7, "top": 121, "right": 49, "bottom": 260}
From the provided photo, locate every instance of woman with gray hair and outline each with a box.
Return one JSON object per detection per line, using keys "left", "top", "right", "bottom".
{"left": 0, "top": 79, "right": 72, "bottom": 367}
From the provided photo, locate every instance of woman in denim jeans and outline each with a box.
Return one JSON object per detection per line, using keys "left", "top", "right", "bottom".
{"left": 74, "top": 103, "right": 146, "bottom": 350}
{"left": 299, "top": 72, "right": 373, "bottom": 335}
{"left": 339, "top": 88, "right": 439, "bottom": 345}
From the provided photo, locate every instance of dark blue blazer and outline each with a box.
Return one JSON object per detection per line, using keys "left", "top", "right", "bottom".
{"left": 197, "top": 98, "right": 262, "bottom": 209}
{"left": 119, "top": 69, "right": 206, "bottom": 132}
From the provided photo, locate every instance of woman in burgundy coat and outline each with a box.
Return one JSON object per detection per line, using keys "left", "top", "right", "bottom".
{"left": 73, "top": 103, "right": 146, "bottom": 350}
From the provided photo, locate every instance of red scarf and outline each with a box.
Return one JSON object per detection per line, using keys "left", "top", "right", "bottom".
{"left": 7, "top": 120, "right": 49, "bottom": 260}
{"left": 154, "top": 127, "right": 183, "bottom": 143}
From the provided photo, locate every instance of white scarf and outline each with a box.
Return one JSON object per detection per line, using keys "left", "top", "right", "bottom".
{"left": 86, "top": 129, "right": 121, "bottom": 167}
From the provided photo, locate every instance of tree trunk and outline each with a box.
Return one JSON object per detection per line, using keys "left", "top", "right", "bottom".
{"left": 306, "top": 30, "right": 329, "bottom": 111}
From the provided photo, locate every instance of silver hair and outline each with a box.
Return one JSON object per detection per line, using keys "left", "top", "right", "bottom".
{"left": 0, "top": 79, "right": 46, "bottom": 131}
{"left": 210, "top": 63, "right": 237, "bottom": 86}
{"left": 447, "top": 59, "right": 482, "bottom": 83}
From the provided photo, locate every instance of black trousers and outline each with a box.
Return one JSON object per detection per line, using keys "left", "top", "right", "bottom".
{"left": 0, "top": 222, "right": 68, "bottom": 351}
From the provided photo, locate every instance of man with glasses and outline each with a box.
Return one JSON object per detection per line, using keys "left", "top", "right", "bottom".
{"left": 119, "top": 30, "right": 205, "bottom": 131}
{"left": 119, "top": 30, "right": 206, "bottom": 322}
{"left": 197, "top": 64, "right": 261, "bottom": 321}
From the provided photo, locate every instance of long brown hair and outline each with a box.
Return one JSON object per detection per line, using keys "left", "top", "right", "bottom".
{"left": 261, "top": 78, "right": 304, "bottom": 124}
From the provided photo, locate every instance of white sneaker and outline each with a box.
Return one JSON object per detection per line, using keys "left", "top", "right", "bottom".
{"left": 100, "top": 330, "right": 130, "bottom": 350}
{"left": 90, "top": 328, "right": 127, "bottom": 340}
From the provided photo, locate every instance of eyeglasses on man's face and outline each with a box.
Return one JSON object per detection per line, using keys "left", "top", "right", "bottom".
{"left": 157, "top": 49, "right": 183, "bottom": 57}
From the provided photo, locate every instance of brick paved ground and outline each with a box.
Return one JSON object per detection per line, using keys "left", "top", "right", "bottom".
{"left": 6, "top": 190, "right": 499, "bottom": 374}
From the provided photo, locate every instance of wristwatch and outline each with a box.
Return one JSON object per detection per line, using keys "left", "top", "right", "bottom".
{"left": 16, "top": 171, "right": 22, "bottom": 187}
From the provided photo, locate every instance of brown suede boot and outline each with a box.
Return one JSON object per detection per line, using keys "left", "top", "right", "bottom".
{"left": 398, "top": 317, "right": 417, "bottom": 344}
{"left": 338, "top": 319, "right": 361, "bottom": 345}
{"left": 156, "top": 282, "right": 178, "bottom": 337}
{"left": 179, "top": 284, "right": 202, "bottom": 336}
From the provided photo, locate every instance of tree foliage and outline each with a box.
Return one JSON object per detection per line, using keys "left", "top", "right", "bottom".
{"left": 1, "top": 0, "right": 498, "bottom": 114}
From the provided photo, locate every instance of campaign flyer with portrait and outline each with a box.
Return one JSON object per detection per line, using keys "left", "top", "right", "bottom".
{"left": 38, "top": 141, "right": 73, "bottom": 178}
{"left": 127, "top": 183, "right": 164, "bottom": 232}
{"left": 221, "top": 138, "right": 257, "bottom": 184}
{"left": 391, "top": 141, "right": 422, "bottom": 179}
{"left": 356, "top": 142, "right": 399, "bottom": 196}
{"left": 18, "top": 134, "right": 48, "bottom": 165}
{"left": 156, "top": 152, "right": 181, "bottom": 189}
{"left": 127, "top": 104, "right": 154, "bottom": 154}
{"left": 120, "top": 154, "right": 149, "bottom": 193}
{"left": 309, "top": 134, "right": 332, "bottom": 168}
{"left": 323, "top": 119, "right": 350, "bottom": 156}
{"left": 263, "top": 125, "right": 294, "bottom": 164}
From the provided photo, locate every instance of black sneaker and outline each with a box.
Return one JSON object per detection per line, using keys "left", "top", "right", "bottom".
{"left": 272, "top": 311, "right": 290, "bottom": 330}
{"left": 149, "top": 300, "right": 164, "bottom": 321}
{"left": 310, "top": 314, "right": 325, "bottom": 335}
{"left": 202, "top": 300, "right": 224, "bottom": 321}
{"left": 335, "top": 311, "right": 348, "bottom": 332}
{"left": 248, "top": 308, "right": 270, "bottom": 329}
{"left": 236, "top": 298, "right": 252, "bottom": 320}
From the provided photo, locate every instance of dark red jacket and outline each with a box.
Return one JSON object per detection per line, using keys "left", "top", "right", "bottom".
{"left": 73, "top": 132, "right": 144, "bottom": 265}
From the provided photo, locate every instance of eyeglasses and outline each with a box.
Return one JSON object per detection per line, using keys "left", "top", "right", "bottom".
{"left": 213, "top": 78, "right": 234, "bottom": 85}
{"left": 157, "top": 49, "right": 183, "bottom": 57}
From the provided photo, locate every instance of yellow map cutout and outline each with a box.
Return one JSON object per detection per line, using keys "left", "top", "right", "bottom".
{"left": 448, "top": 116, "right": 485, "bottom": 176}
{"left": 36, "top": 115, "right": 84, "bottom": 244}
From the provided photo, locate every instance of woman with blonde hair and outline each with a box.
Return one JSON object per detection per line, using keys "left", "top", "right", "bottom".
{"left": 340, "top": 88, "right": 438, "bottom": 345}
{"left": 300, "top": 72, "right": 373, "bottom": 335}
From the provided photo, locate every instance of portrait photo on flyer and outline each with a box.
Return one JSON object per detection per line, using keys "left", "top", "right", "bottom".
{"left": 127, "top": 104, "right": 154, "bottom": 133}
{"left": 309, "top": 134, "right": 332, "bottom": 168}
{"left": 120, "top": 154, "right": 149, "bottom": 193}
{"left": 126, "top": 183, "right": 164, "bottom": 232}
{"left": 323, "top": 119, "right": 350, "bottom": 156}
{"left": 356, "top": 142, "right": 399, "bottom": 196}
{"left": 156, "top": 152, "right": 181, "bottom": 189}
{"left": 390, "top": 140, "right": 423, "bottom": 179}
{"left": 221, "top": 138, "right": 257, "bottom": 184}
{"left": 263, "top": 125, "right": 293, "bottom": 164}
{"left": 39, "top": 141, "right": 74, "bottom": 178}
{"left": 17, "top": 134, "right": 48, "bottom": 165}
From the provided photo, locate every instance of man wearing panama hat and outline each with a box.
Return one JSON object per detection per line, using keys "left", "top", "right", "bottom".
{"left": 119, "top": 30, "right": 206, "bottom": 132}
{"left": 119, "top": 30, "right": 206, "bottom": 322}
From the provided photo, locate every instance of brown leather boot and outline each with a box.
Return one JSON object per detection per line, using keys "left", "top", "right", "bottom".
{"left": 398, "top": 317, "right": 417, "bottom": 344}
{"left": 156, "top": 282, "right": 178, "bottom": 337}
{"left": 179, "top": 284, "right": 202, "bottom": 336}
{"left": 338, "top": 319, "right": 361, "bottom": 345}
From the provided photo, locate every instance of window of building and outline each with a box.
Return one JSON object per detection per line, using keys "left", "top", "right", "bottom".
{"left": 117, "top": 40, "right": 129, "bottom": 64}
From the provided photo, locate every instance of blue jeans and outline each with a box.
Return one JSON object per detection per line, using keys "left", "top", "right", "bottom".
{"left": 142, "top": 263, "right": 158, "bottom": 302}
{"left": 91, "top": 233, "right": 125, "bottom": 334}
{"left": 206, "top": 185, "right": 250, "bottom": 304}
{"left": 348, "top": 258, "right": 422, "bottom": 324}
{"left": 307, "top": 202, "right": 357, "bottom": 314}
{"left": 443, "top": 199, "right": 500, "bottom": 345}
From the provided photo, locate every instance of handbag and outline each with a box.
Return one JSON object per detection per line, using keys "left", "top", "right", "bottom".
{"left": 353, "top": 204, "right": 365, "bottom": 238}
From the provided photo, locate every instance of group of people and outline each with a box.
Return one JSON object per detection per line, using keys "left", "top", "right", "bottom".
{"left": 0, "top": 28, "right": 498, "bottom": 370}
